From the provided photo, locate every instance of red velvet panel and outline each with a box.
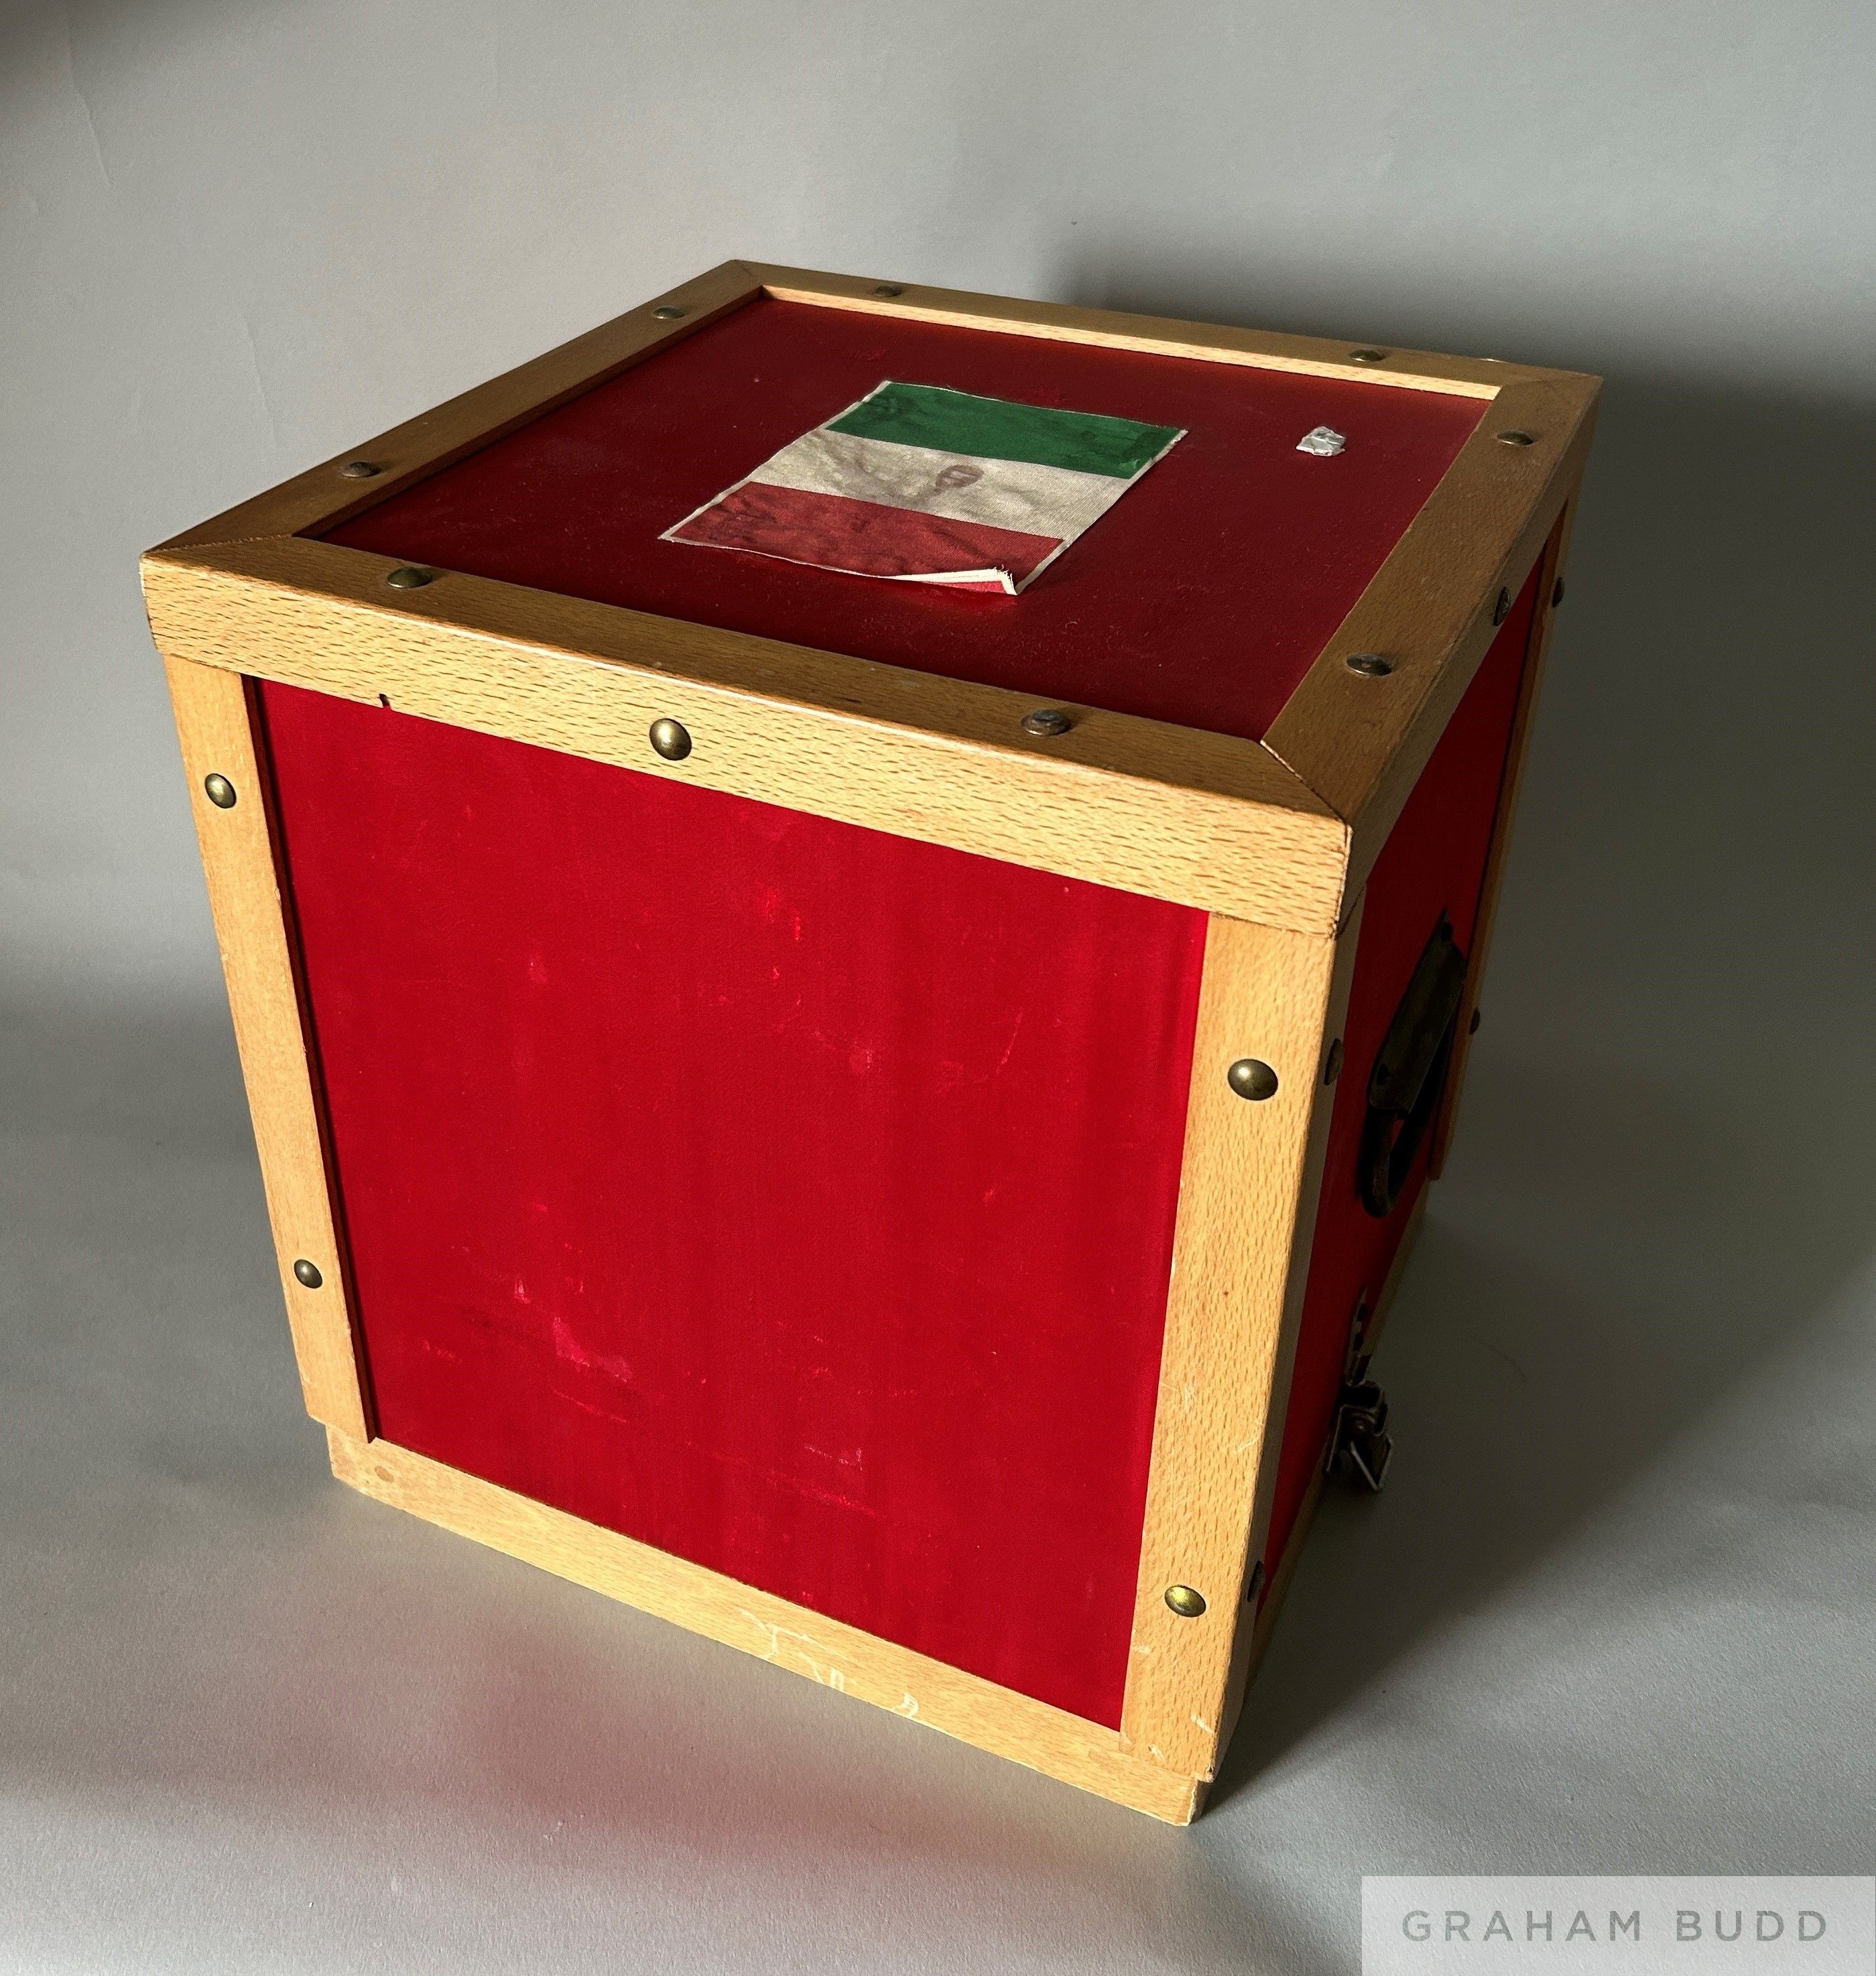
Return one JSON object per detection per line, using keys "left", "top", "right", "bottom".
{"left": 1265, "top": 564, "right": 1542, "bottom": 1572}
{"left": 259, "top": 683, "right": 1208, "bottom": 1727}
{"left": 326, "top": 296, "right": 1485, "bottom": 744}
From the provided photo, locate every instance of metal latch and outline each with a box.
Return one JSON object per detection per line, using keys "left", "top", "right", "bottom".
{"left": 1326, "top": 1292, "right": 1394, "bottom": 1491}
{"left": 1359, "top": 914, "right": 1468, "bottom": 1218}
{"left": 1328, "top": 1381, "right": 1393, "bottom": 1491}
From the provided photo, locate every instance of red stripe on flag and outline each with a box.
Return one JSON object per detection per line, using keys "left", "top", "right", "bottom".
{"left": 670, "top": 482, "right": 1061, "bottom": 586}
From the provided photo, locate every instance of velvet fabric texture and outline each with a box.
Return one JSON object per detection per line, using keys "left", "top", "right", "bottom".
{"left": 260, "top": 684, "right": 1208, "bottom": 1727}
{"left": 329, "top": 295, "right": 1483, "bottom": 745}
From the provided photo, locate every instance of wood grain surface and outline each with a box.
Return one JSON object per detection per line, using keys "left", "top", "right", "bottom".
{"left": 141, "top": 535, "right": 1352, "bottom": 932}
{"left": 162, "top": 656, "right": 369, "bottom": 1438}
{"left": 328, "top": 1429, "right": 1206, "bottom": 1824}
{"left": 750, "top": 264, "right": 1531, "bottom": 398}
{"left": 1120, "top": 902, "right": 1361, "bottom": 1778}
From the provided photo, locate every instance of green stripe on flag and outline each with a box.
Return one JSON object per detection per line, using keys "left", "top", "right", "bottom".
{"left": 827, "top": 382, "right": 1180, "bottom": 480}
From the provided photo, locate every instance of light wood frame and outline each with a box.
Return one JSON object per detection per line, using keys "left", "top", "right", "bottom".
{"left": 145, "top": 263, "right": 1597, "bottom": 1824}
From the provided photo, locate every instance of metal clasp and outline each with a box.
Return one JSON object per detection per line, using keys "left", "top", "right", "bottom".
{"left": 1328, "top": 1381, "right": 1393, "bottom": 1491}
{"left": 1326, "top": 1292, "right": 1394, "bottom": 1491}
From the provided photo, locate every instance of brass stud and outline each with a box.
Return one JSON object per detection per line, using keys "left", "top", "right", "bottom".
{"left": 1164, "top": 1585, "right": 1207, "bottom": 1618}
{"left": 1492, "top": 586, "right": 1511, "bottom": 625}
{"left": 340, "top": 460, "right": 380, "bottom": 479}
{"left": 292, "top": 1258, "right": 323, "bottom": 1289}
{"left": 653, "top": 304, "right": 687, "bottom": 320}
{"left": 649, "top": 717, "right": 692, "bottom": 761}
{"left": 1497, "top": 429, "right": 1536, "bottom": 447}
{"left": 1323, "top": 1038, "right": 1345, "bottom": 1085}
{"left": 873, "top": 284, "right": 904, "bottom": 297}
{"left": 1021, "top": 708, "right": 1072, "bottom": 737}
{"left": 202, "top": 773, "right": 237, "bottom": 810}
{"left": 385, "top": 566, "right": 434, "bottom": 589}
{"left": 1228, "top": 1058, "right": 1279, "bottom": 1101}
{"left": 1349, "top": 348, "right": 1388, "bottom": 364}
{"left": 1345, "top": 652, "right": 1393, "bottom": 678}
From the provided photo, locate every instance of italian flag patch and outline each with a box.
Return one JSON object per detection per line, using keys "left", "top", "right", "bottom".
{"left": 663, "top": 381, "right": 1185, "bottom": 595}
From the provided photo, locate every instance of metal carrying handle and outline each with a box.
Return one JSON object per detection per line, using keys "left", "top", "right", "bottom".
{"left": 1357, "top": 916, "right": 1468, "bottom": 1219}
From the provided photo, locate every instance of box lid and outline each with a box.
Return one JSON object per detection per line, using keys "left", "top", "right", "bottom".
{"left": 141, "top": 263, "right": 1598, "bottom": 930}
{"left": 323, "top": 293, "right": 1485, "bottom": 747}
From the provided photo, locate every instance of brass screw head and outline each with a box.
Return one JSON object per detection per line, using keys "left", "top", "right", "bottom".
{"left": 386, "top": 566, "right": 434, "bottom": 589}
{"left": 292, "top": 1258, "right": 323, "bottom": 1289}
{"left": 1349, "top": 348, "right": 1388, "bottom": 364}
{"left": 1345, "top": 652, "right": 1393, "bottom": 678}
{"left": 649, "top": 717, "right": 693, "bottom": 761}
{"left": 1228, "top": 1058, "right": 1279, "bottom": 1101}
{"left": 202, "top": 773, "right": 237, "bottom": 810}
{"left": 1492, "top": 586, "right": 1511, "bottom": 625}
{"left": 340, "top": 460, "right": 380, "bottom": 479}
{"left": 653, "top": 304, "right": 687, "bottom": 320}
{"left": 873, "top": 284, "right": 904, "bottom": 297}
{"left": 1497, "top": 429, "right": 1536, "bottom": 446}
{"left": 1164, "top": 1585, "right": 1207, "bottom": 1618}
{"left": 1021, "top": 708, "right": 1072, "bottom": 737}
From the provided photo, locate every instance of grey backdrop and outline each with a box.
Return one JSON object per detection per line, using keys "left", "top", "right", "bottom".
{"left": 3, "top": 3, "right": 1872, "bottom": 1969}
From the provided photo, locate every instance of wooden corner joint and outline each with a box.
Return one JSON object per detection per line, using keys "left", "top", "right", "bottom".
{"left": 1262, "top": 372, "right": 1600, "bottom": 883}
{"left": 1119, "top": 905, "right": 1360, "bottom": 1778}
{"left": 150, "top": 260, "right": 766, "bottom": 557}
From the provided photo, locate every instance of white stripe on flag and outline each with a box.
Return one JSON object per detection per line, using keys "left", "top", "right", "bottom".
{"left": 746, "top": 428, "right": 1128, "bottom": 544}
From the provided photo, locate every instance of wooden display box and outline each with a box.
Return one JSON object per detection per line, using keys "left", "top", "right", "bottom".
{"left": 142, "top": 263, "right": 1597, "bottom": 1824}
